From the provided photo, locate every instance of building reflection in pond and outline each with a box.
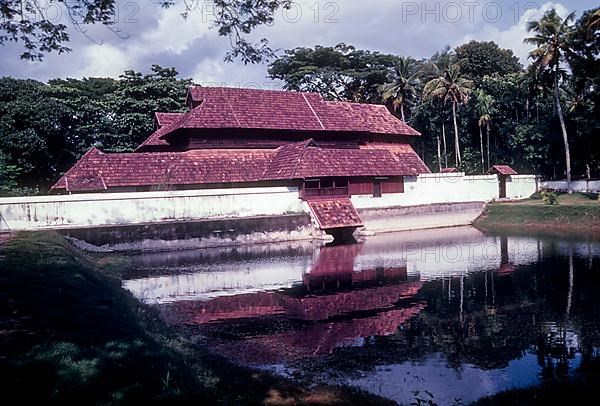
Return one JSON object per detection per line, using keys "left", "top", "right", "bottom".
{"left": 121, "top": 227, "right": 600, "bottom": 404}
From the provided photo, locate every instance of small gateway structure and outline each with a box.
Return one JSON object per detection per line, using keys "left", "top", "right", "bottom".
{"left": 0, "top": 87, "right": 537, "bottom": 247}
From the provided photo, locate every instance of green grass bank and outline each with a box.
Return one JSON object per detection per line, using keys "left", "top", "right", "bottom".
{"left": 474, "top": 193, "right": 600, "bottom": 235}
{"left": 0, "top": 232, "right": 391, "bottom": 405}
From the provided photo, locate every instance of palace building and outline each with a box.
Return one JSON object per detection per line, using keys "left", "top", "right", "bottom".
{"left": 51, "top": 86, "right": 431, "bottom": 235}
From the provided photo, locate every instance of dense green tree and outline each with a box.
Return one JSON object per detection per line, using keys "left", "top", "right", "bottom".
{"left": 268, "top": 44, "right": 398, "bottom": 102}
{"left": 0, "top": 66, "right": 191, "bottom": 191}
{"left": 0, "top": 150, "right": 20, "bottom": 195}
{"left": 525, "top": 9, "right": 576, "bottom": 192}
{"left": 105, "top": 65, "right": 192, "bottom": 151}
{"left": 455, "top": 41, "right": 522, "bottom": 83}
{"left": 0, "top": 77, "right": 78, "bottom": 187}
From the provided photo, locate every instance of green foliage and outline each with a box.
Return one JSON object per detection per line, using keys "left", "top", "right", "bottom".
{"left": 105, "top": 65, "right": 192, "bottom": 151}
{"left": 541, "top": 190, "right": 558, "bottom": 205}
{"left": 508, "top": 124, "right": 550, "bottom": 172}
{"left": 268, "top": 43, "right": 400, "bottom": 103}
{"left": 0, "top": 66, "right": 191, "bottom": 191}
{"left": 377, "top": 57, "right": 422, "bottom": 121}
{"left": 0, "top": 150, "right": 19, "bottom": 193}
{"left": 455, "top": 41, "right": 522, "bottom": 84}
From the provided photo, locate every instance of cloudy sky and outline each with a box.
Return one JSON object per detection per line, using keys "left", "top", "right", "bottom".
{"left": 0, "top": 0, "right": 597, "bottom": 87}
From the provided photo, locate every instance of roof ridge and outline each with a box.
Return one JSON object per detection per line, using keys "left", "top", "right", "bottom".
{"left": 50, "top": 146, "right": 103, "bottom": 192}
{"left": 290, "top": 139, "right": 314, "bottom": 179}
{"left": 222, "top": 87, "right": 241, "bottom": 128}
{"left": 302, "top": 93, "right": 325, "bottom": 130}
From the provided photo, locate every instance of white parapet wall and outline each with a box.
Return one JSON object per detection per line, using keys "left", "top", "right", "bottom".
{"left": 0, "top": 174, "right": 539, "bottom": 232}
{"left": 541, "top": 179, "right": 600, "bottom": 193}
{"left": 0, "top": 187, "right": 308, "bottom": 231}
{"left": 352, "top": 173, "right": 538, "bottom": 210}
{"left": 506, "top": 175, "right": 540, "bottom": 199}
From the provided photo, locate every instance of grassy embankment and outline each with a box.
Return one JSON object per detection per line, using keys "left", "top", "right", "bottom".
{"left": 0, "top": 232, "right": 391, "bottom": 405}
{"left": 474, "top": 192, "right": 600, "bottom": 236}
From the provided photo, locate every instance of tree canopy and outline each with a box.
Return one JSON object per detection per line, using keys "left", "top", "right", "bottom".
{"left": 455, "top": 41, "right": 522, "bottom": 84}
{"left": 0, "top": 65, "right": 192, "bottom": 193}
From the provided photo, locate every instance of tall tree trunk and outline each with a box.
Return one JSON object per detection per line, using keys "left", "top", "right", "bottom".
{"left": 437, "top": 135, "right": 442, "bottom": 172}
{"left": 486, "top": 122, "right": 491, "bottom": 171}
{"left": 479, "top": 126, "right": 485, "bottom": 174}
{"left": 452, "top": 101, "right": 461, "bottom": 166}
{"left": 554, "top": 74, "right": 572, "bottom": 193}
{"left": 442, "top": 123, "right": 448, "bottom": 168}
{"left": 400, "top": 103, "right": 405, "bottom": 122}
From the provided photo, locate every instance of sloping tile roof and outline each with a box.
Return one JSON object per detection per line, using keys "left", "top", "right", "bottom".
{"left": 65, "top": 174, "right": 107, "bottom": 192}
{"left": 263, "top": 140, "right": 429, "bottom": 180}
{"left": 158, "top": 86, "right": 421, "bottom": 139}
{"left": 155, "top": 112, "right": 185, "bottom": 127}
{"left": 52, "top": 142, "right": 430, "bottom": 192}
{"left": 488, "top": 165, "right": 518, "bottom": 175}
{"left": 307, "top": 199, "right": 364, "bottom": 229}
{"left": 52, "top": 147, "right": 274, "bottom": 192}
{"left": 359, "top": 143, "right": 431, "bottom": 175}
{"left": 441, "top": 167, "right": 460, "bottom": 173}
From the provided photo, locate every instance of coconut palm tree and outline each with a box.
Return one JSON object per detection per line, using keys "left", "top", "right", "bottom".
{"left": 424, "top": 65, "right": 473, "bottom": 167}
{"left": 525, "top": 9, "right": 576, "bottom": 193}
{"left": 475, "top": 90, "right": 494, "bottom": 173}
{"left": 378, "top": 57, "right": 421, "bottom": 121}
{"left": 587, "top": 9, "right": 600, "bottom": 35}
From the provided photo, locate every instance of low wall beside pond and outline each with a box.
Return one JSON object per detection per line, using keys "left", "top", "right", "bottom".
{"left": 0, "top": 187, "right": 308, "bottom": 231}
{"left": 0, "top": 174, "right": 539, "bottom": 247}
{"left": 541, "top": 179, "right": 600, "bottom": 193}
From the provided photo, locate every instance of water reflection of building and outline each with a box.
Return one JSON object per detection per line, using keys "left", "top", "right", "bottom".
{"left": 124, "top": 228, "right": 547, "bottom": 304}
{"left": 161, "top": 242, "right": 423, "bottom": 325}
{"left": 121, "top": 231, "right": 600, "bottom": 374}
{"left": 156, "top": 243, "right": 425, "bottom": 363}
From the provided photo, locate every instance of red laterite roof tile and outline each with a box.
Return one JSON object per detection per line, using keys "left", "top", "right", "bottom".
{"left": 307, "top": 199, "right": 364, "bottom": 229}
{"left": 51, "top": 148, "right": 274, "bottom": 192}
{"left": 52, "top": 140, "right": 430, "bottom": 192}
{"left": 158, "top": 86, "right": 421, "bottom": 139}
{"left": 488, "top": 165, "right": 518, "bottom": 175}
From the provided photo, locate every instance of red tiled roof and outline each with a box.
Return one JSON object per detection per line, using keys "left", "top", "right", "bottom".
{"left": 52, "top": 147, "right": 274, "bottom": 192}
{"left": 307, "top": 199, "right": 364, "bottom": 229}
{"left": 155, "top": 112, "right": 185, "bottom": 127}
{"left": 441, "top": 167, "right": 460, "bottom": 173}
{"left": 158, "top": 86, "right": 421, "bottom": 139}
{"left": 53, "top": 141, "right": 430, "bottom": 192}
{"left": 488, "top": 165, "right": 518, "bottom": 175}
{"left": 263, "top": 140, "right": 429, "bottom": 180}
{"left": 137, "top": 112, "right": 188, "bottom": 150}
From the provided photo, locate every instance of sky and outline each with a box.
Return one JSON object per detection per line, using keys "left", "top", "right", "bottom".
{"left": 0, "top": 0, "right": 597, "bottom": 87}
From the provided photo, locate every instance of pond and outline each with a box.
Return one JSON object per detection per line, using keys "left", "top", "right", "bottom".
{"left": 122, "top": 226, "right": 600, "bottom": 405}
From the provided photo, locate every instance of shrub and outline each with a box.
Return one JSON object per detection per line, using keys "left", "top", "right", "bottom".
{"left": 541, "top": 190, "right": 558, "bottom": 205}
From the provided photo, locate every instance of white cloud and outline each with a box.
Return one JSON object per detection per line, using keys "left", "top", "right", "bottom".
{"left": 0, "top": 0, "right": 593, "bottom": 83}
{"left": 74, "top": 44, "right": 133, "bottom": 78}
{"left": 454, "top": 2, "right": 573, "bottom": 65}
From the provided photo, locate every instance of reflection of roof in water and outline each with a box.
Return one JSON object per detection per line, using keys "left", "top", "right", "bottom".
{"left": 160, "top": 278, "right": 423, "bottom": 325}
{"left": 208, "top": 304, "right": 426, "bottom": 364}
